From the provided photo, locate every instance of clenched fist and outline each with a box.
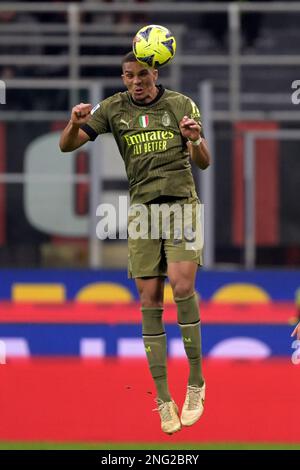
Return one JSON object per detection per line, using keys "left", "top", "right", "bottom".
{"left": 71, "top": 103, "right": 93, "bottom": 125}
{"left": 179, "top": 115, "right": 202, "bottom": 142}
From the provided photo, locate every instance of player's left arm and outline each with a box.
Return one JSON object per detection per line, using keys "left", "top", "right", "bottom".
{"left": 179, "top": 115, "right": 211, "bottom": 170}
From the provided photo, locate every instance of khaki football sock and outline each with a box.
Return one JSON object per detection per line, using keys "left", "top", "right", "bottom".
{"left": 142, "top": 307, "right": 171, "bottom": 402}
{"left": 175, "top": 293, "right": 204, "bottom": 387}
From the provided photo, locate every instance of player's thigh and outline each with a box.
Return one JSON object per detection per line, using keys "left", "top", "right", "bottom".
{"left": 128, "top": 235, "right": 166, "bottom": 278}
{"left": 164, "top": 196, "right": 203, "bottom": 266}
{"left": 128, "top": 202, "right": 168, "bottom": 278}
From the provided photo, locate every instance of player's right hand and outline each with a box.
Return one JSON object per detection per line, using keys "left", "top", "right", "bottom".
{"left": 71, "top": 103, "right": 93, "bottom": 125}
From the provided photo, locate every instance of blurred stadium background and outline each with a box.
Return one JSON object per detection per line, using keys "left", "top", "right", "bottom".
{"left": 0, "top": 0, "right": 300, "bottom": 450}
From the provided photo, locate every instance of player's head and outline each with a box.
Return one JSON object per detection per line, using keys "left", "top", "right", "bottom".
{"left": 121, "top": 51, "right": 158, "bottom": 104}
{"left": 121, "top": 51, "right": 139, "bottom": 68}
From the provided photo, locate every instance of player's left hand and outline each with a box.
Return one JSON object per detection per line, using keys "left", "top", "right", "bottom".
{"left": 179, "top": 115, "right": 201, "bottom": 142}
{"left": 291, "top": 321, "right": 300, "bottom": 340}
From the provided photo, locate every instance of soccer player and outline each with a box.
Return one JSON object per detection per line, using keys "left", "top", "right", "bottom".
{"left": 291, "top": 321, "right": 300, "bottom": 340}
{"left": 60, "top": 52, "right": 211, "bottom": 435}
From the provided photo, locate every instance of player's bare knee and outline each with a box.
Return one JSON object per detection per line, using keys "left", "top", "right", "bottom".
{"left": 172, "top": 283, "right": 194, "bottom": 299}
{"left": 139, "top": 289, "right": 163, "bottom": 308}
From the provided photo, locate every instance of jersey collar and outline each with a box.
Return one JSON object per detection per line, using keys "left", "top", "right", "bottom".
{"left": 129, "top": 85, "right": 165, "bottom": 107}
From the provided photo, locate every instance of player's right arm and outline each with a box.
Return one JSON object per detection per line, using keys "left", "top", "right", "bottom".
{"left": 59, "top": 103, "right": 93, "bottom": 152}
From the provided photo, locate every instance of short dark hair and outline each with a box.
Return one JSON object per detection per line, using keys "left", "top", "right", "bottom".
{"left": 122, "top": 51, "right": 137, "bottom": 67}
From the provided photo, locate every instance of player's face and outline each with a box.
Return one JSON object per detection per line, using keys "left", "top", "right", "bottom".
{"left": 122, "top": 61, "right": 158, "bottom": 104}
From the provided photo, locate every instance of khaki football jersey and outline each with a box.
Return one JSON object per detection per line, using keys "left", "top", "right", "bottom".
{"left": 81, "top": 86, "right": 202, "bottom": 204}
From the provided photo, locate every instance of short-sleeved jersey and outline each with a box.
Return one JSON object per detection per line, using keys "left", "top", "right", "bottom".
{"left": 81, "top": 86, "right": 202, "bottom": 204}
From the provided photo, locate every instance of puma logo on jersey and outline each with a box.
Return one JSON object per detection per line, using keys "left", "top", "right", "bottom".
{"left": 120, "top": 118, "right": 131, "bottom": 128}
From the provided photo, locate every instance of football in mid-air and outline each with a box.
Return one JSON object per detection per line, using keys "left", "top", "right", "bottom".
{"left": 132, "top": 24, "right": 176, "bottom": 68}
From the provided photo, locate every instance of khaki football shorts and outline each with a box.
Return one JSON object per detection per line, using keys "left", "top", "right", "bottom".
{"left": 128, "top": 195, "right": 204, "bottom": 278}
